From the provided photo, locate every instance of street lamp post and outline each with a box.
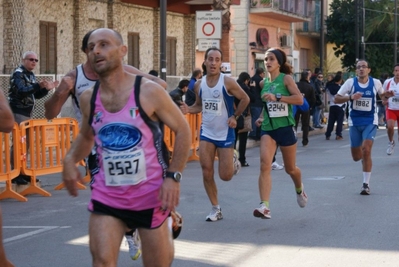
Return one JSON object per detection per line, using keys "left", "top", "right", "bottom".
{"left": 320, "top": 0, "right": 324, "bottom": 72}
{"left": 395, "top": 0, "right": 397, "bottom": 65}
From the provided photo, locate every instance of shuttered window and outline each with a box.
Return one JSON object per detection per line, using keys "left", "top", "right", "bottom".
{"left": 40, "top": 21, "right": 57, "bottom": 74}
{"left": 166, "top": 37, "right": 176, "bottom": 75}
{"left": 128, "top": 32, "right": 140, "bottom": 68}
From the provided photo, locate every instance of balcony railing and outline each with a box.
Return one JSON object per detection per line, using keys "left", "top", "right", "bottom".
{"left": 250, "top": 0, "right": 311, "bottom": 23}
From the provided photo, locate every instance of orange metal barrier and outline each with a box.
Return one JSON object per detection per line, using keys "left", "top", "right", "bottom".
{"left": 0, "top": 123, "right": 27, "bottom": 202}
{"left": 18, "top": 118, "right": 89, "bottom": 197}
{"left": 164, "top": 113, "right": 201, "bottom": 162}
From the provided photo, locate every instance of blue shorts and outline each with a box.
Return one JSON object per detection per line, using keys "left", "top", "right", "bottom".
{"left": 261, "top": 126, "right": 297, "bottom": 146}
{"left": 200, "top": 135, "right": 235, "bottom": 148}
{"left": 349, "top": 124, "right": 377, "bottom": 147}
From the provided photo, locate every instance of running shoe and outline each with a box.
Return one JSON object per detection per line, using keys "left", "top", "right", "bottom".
{"left": 360, "top": 183, "right": 370, "bottom": 195}
{"left": 271, "top": 161, "right": 284, "bottom": 170}
{"left": 387, "top": 141, "right": 395, "bottom": 155}
{"left": 253, "top": 202, "right": 271, "bottom": 219}
{"left": 170, "top": 211, "right": 183, "bottom": 239}
{"left": 206, "top": 207, "right": 223, "bottom": 222}
{"left": 126, "top": 229, "right": 141, "bottom": 260}
{"left": 296, "top": 184, "right": 308, "bottom": 208}
{"left": 233, "top": 150, "right": 241, "bottom": 175}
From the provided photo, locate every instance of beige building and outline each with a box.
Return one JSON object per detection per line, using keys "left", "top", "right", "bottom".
{"left": 1, "top": 0, "right": 325, "bottom": 83}
{"left": 1, "top": 0, "right": 204, "bottom": 79}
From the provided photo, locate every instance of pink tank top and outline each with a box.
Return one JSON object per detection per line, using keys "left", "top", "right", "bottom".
{"left": 88, "top": 77, "right": 169, "bottom": 211}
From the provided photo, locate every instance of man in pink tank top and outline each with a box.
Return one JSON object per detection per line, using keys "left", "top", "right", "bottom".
{"left": 62, "top": 28, "right": 191, "bottom": 267}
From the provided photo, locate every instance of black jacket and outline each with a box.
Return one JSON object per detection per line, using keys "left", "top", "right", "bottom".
{"left": 296, "top": 79, "right": 316, "bottom": 108}
{"left": 250, "top": 73, "right": 263, "bottom": 107}
{"left": 184, "top": 77, "right": 197, "bottom": 106}
{"left": 169, "top": 87, "right": 185, "bottom": 105}
{"left": 8, "top": 65, "right": 49, "bottom": 117}
{"left": 235, "top": 80, "right": 256, "bottom": 115}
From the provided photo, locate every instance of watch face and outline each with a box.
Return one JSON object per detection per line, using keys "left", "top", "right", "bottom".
{"left": 175, "top": 172, "right": 182, "bottom": 181}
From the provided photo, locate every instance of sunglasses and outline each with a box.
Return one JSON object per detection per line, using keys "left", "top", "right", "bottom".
{"left": 318, "top": 76, "right": 323, "bottom": 78}
{"left": 26, "top": 58, "right": 39, "bottom": 62}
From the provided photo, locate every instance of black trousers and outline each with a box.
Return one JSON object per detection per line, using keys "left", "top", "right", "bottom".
{"left": 234, "top": 129, "right": 249, "bottom": 164}
{"left": 294, "top": 110, "right": 310, "bottom": 146}
{"left": 325, "top": 105, "right": 345, "bottom": 138}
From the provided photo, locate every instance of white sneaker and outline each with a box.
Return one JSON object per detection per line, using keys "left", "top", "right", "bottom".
{"left": 387, "top": 141, "right": 395, "bottom": 155}
{"left": 253, "top": 202, "right": 271, "bottom": 219}
{"left": 126, "top": 229, "right": 141, "bottom": 260}
{"left": 271, "top": 161, "right": 284, "bottom": 170}
{"left": 296, "top": 183, "right": 308, "bottom": 208}
{"left": 233, "top": 150, "right": 241, "bottom": 175}
{"left": 206, "top": 207, "right": 223, "bottom": 222}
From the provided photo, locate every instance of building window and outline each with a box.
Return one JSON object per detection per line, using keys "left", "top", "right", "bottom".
{"left": 166, "top": 37, "right": 176, "bottom": 75}
{"left": 39, "top": 21, "right": 57, "bottom": 74}
{"left": 128, "top": 32, "right": 140, "bottom": 68}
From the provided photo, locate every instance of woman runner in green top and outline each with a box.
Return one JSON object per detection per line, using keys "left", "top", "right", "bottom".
{"left": 252, "top": 48, "right": 308, "bottom": 220}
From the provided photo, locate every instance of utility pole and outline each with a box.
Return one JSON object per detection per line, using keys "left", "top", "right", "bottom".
{"left": 361, "top": 0, "right": 365, "bottom": 59}
{"left": 160, "top": 0, "right": 167, "bottom": 81}
{"left": 395, "top": 0, "right": 398, "bottom": 65}
{"left": 355, "top": 0, "right": 359, "bottom": 60}
{"left": 320, "top": 0, "right": 325, "bottom": 72}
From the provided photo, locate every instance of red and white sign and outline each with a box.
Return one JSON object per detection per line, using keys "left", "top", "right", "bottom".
{"left": 196, "top": 11, "right": 222, "bottom": 39}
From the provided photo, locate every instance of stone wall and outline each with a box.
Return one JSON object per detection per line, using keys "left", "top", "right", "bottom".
{"left": 1, "top": 0, "right": 196, "bottom": 77}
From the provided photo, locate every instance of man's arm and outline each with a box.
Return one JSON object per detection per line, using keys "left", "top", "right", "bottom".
{"left": 44, "top": 71, "right": 76, "bottom": 119}
{"left": 334, "top": 79, "right": 353, "bottom": 104}
{"left": 0, "top": 90, "right": 14, "bottom": 133}
{"left": 123, "top": 65, "right": 167, "bottom": 89}
{"left": 140, "top": 79, "right": 191, "bottom": 211}
{"left": 62, "top": 89, "right": 95, "bottom": 197}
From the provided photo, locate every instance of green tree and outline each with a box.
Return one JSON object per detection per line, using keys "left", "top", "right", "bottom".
{"left": 326, "top": 0, "right": 397, "bottom": 77}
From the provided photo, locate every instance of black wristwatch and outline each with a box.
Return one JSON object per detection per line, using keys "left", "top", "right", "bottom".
{"left": 276, "top": 93, "right": 282, "bottom": 102}
{"left": 166, "top": 171, "right": 182, "bottom": 183}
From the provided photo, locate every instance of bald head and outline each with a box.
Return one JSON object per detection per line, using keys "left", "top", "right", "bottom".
{"left": 89, "top": 28, "right": 124, "bottom": 46}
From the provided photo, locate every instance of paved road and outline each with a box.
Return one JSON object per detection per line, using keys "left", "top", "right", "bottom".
{"left": 2, "top": 126, "right": 399, "bottom": 267}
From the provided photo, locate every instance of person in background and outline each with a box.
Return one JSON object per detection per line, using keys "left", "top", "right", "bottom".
{"left": 0, "top": 90, "right": 15, "bottom": 267}
{"left": 9, "top": 51, "right": 58, "bottom": 185}
{"left": 382, "top": 65, "right": 399, "bottom": 155}
{"left": 185, "top": 68, "right": 202, "bottom": 106}
{"left": 325, "top": 73, "right": 345, "bottom": 140}
{"left": 312, "top": 72, "right": 325, "bottom": 128}
{"left": 378, "top": 73, "right": 389, "bottom": 127}
{"left": 326, "top": 74, "right": 334, "bottom": 85}
{"left": 234, "top": 72, "right": 256, "bottom": 167}
{"left": 249, "top": 68, "right": 266, "bottom": 141}
{"left": 253, "top": 48, "right": 307, "bottom": 220}
{"left": 169, "top": 79, "right": 190, "bottom": 106}
{"left": 295, "top": 71, "right": 316, "bottom": 146}
{"left": 148, "top": 70, "right": 159, "bottom": 77}
{"left": 184, "top": 68, "right": 202, "bottom": 106}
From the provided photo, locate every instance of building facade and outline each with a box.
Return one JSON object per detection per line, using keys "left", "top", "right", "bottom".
{"left": 1, "top": 0, "right": 325, "bottom": 82}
